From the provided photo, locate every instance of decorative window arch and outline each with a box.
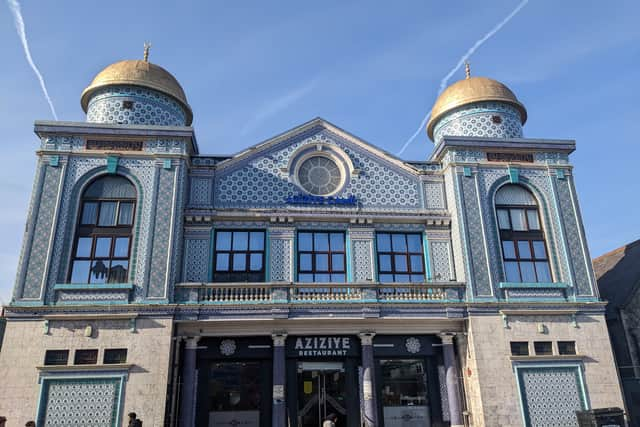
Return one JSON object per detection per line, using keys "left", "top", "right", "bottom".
{"left": 495, "top": 184, "right": 552, "bottom": 283}
{"left": 68, "top": 175, "right": 136, "bottom": 284}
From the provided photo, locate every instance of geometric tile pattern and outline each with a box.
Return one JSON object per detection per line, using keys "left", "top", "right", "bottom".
{"left": 270, "top": 237, "right": 293, "bottom": 282}
{"left": 424, "top": 181, "right": 445, "bottom": 209}
{"left": 86, "top": 85, "right": 186, "bottom": 126}
{"left": 184, "top": 239, "right": 210, "bottom": 282}
{"left": 189, "top": 177, "right": 212, "bottom": 206}
{"left": 214, "top": 129, "right": 422, "bottom": 210}
{"left": 438, "top": 364, "right": 450, "bottom": 422}
{"left": 433, "top": 102, "right": 523, "bottom": 144}
{"left": 352, "top": 239, "right": 374, "bottom": 282}
{"left": 517, "top": 366, "right": 586, "bottom": 427}
{"left": 38, "top": 378, "right": 121, "bottom": 427}
{"left": 430, "top": 241, "right": 452, "bottom": 281}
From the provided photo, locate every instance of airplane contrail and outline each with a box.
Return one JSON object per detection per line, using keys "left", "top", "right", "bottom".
{"left": 397, "top": 0, "right": 529, "bottom": 155}
{"left": 7, "top": 0, "right": 58, "bottom": 120}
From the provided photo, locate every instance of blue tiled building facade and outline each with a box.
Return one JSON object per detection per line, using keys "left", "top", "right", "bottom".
{"left": 0, "top": 57, "right": 626, "bottom": 426}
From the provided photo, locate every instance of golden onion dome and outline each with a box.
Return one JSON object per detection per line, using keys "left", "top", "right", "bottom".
{"left": 81, "top": 59, "right": 193, "bottom": 125}
{"left": 426, "top": 76, "right": 527, "bottom": 141}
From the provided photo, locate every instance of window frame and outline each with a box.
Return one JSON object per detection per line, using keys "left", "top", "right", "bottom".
{"left": 496, "top": 197, "right": 553, "bottom": 284}
{"left": 68, "top": 178, "right": 136, "bottom": 285}
{"left": 375, "top": 232, "right": 426, "bottom": 283}
{"left": 212, "top": 229, "right": 267, "bottom": 283}
{"left": 297, "top": 231, "right": 346, "bottom": 283}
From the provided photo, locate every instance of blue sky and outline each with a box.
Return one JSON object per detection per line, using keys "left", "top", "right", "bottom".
{"left": 0, "top": 0, "right": 638, "bottom": 303}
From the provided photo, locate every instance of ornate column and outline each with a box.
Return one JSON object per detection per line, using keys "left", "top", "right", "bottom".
{"left": 440, "top": 333, "right": 463, "bottom": 427}
{"left": 359, "top": 332, "right": 378, "bottom": 427}
{"left": 272, "top": 332, "right": 288, "bottom": 427}
{"left": 180, "top": 336, "right": 200, "bottom": 427}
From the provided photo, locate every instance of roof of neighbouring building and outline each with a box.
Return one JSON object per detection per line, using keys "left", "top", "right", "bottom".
{"left": 593, "top": 239, "right": 640, "bottom": 316}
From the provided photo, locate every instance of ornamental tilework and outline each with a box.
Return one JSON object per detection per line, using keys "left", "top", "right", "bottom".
{"left": 270, "top": 238, "right": 293, "bottom": 282}
{"left": 430, "top": 241, "right": 452, "bottom": 281}
{"left": 144, "top": 138, "right": 189, "bottom": 155}
{"left": 433, "top": 102, "right": 523, "bottom": 144}
{"left": 56, "top": 289, "right": 130, "bottom": 303}
{"left": 505, "top": 289, "right": 565, "bottom": 299}
{"left": 47, "top": 157, "right": 156, "bottom": 304}
{"left": 352, "top": 239, "right": 374, "bottom": 282}
{"left": 517, "top": 366, "right": 585, "bottom": 427}
{"left": 184, "top": 239, "right": 210, "bottom": 282}
{"left": 38, "top": 378, "right": 121, "bottom": 426}
{"left": 86, "top": 85, "right": 186, "bottom": 126}
{"left": 22, "top": 165, "right": 63, "bottom": 299}
{"left": 444, "top": 172, "right": 467, "bottom": 284}
{"left": 424, "top": 181, "right": 446, "bottom": 209}
{"left": 461, "top": 175, "right": 492, "bottom": 296}
{"left": 148, "top": 167, "right": 178, "bottom": 298}
{"left": 554, "top": 178, "right": 593, "bottom": 296}
{"left": 214, "top": 129, "right": 422, "bottom": 211}
{"left": 438, "top": 365, "right": 450, "bottom": 422}
{"left": 189, "top": 177, "right": 212, "bottom": 206}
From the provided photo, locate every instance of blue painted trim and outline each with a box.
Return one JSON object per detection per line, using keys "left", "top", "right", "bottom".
{"left": 556, "top": 169, "right": 565, "bottom": 180}
{"left": 499, "top": 282, "right": 569, "bottom": 289}
{"left": 106, "top": 156, "right": 119, "bottom": 174}
{"left": 49, "top": 155, "right": 59, "bottom": 167}
{"left": 54, "top": 283, "right": 134, "bottom": 290}
{"left": 11, "top": 300, "right": 45, "bottom": 307}
{"left": 163, "top": 159, "right": 172, "bottom": 170}
{"left": 56, "top": 300, "right": 130, "bottom": 306}
{"left": 509, "top": 167, "right": 519, "bottom": 183}
{"left": 140, "top": 298, "right": 170, "bottom": 304}
{"left": 423, "top": 232, "right": 432, "bottom": 281}
{"left": 346, "top": 230, "right": 353, "bottom": 283}
{"left": 463, "top": 166, "right": 472, "bottom": 177}
{"left": 293, "top": 231, "right": 298, "bottom": 281}
{"left": 265, "top": 228, "right": 271, "bottom": 282}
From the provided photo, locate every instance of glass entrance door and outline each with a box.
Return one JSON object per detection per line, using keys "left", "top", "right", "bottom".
{"left": 297, "top": 362, "right": 347, "bottom": 427}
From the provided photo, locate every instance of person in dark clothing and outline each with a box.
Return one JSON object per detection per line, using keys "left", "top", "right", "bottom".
{"left": 0, "top": 416, "right": 6, "bottom": 427}
{"left": 128, "top": 412, "right": 142, "bottom": 427}
{"left": 25, "top": 422, "right": 36, "bottom": 427}
{"left": 323, "top": 413, "right": 338, "bottom": 427}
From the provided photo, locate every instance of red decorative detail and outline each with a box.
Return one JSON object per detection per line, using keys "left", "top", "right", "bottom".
{"left": 466, "top": 367, "right": 472, "bottom": 377}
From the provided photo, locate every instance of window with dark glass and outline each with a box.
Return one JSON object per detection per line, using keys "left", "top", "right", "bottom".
{"left": 379, "top": 359, "right": 429, "bottom": 422}
{"left": 376, "top": 233, "right": 425, "bottom": 283}
{"left": 44, "top": 350, "right": 69, "bottom": 366}
{"left": 213, "top": 230, "right": 265, "bottom": 282}
{"left": 496, "top": 185, "right": 552, "bottom": 283}
{"left": 69, "top": 176, "right": 135, "bottom": 284}
{"left": 558, "top": 341, "right": 576, "bottom": 355}
{"left": 534, "top": 341, "right": 553, "bottom": 356}
{"left": 510, "top": 342, "right": 529, "bottom": 356}
{"left": 104, "top": 348, "right": 128, "bottom": 364}
{"left": 74, "top": 349, "right": 98, "bottom": 365}
{"left": 298, "top": 231, "right": 346, "bottom": 282}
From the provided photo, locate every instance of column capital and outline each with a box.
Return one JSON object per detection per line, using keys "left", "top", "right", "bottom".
{"left": 359, "top": 331, "right": 376, "bottom": 346}
{"left": 272, "top": 331, "right": 288, "bottom": 347}
{"left": 184, "top": 336, "right": 201, "bottom": 349}
{"left": 438, "top": 332, "right": 457, "bottom": 345}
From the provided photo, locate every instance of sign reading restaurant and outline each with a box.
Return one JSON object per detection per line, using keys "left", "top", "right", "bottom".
{"left": 287, "top": 336, "right": 359, "bottom": 357}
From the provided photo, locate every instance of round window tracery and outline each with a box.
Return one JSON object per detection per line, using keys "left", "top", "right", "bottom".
{"left": 297, "top": 156, "right": 342, "bottom": 195}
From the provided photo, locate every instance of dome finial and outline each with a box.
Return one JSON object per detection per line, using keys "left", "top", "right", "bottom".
{"left": 465, "top": 61, "right": 471, "bottom": 79}
{"left": 143, "top": 42, "right": 151, "bottom": 62}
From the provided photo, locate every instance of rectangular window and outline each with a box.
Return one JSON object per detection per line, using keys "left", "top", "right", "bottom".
{"left": 104, "top": 348, "right": 128, "bottom": 364}
{"left": 74, "top": 349, "right": 98, "bottom": 365}
{"left": 510, "top": 342, "right": 529, "bottom": 356}
{"left": 534, "top": 341, "right": 553, "bottom": 356}
{"left": 70, "top": 236, "right": 130, "bottom": 284}
{"left": 380, "top": 359, "right": 429, "bottom": 423}
{"left": 213, "top": 230, "right": 266, "bottom": 282}
{"left": 44, "top": 350, "right": 69, "bottom": 366}
{"left": 298, "top": 231, "right": 346, "bottom": 282}
{"left": 558, "top": 341, "right": 576, "bottom": 355}
{"left": 376, "top": 233, "right": 425, "bottom": 283}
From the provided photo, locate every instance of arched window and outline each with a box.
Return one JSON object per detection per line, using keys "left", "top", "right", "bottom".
{"left": 495, "top": 185, "right": 552, "bottom": 283}
{"left": 69, "top": 176, "right": 136, "bottom": 284}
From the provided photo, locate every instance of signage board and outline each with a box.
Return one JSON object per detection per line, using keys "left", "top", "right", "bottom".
{"left": 286, "top": 336, "right": 360, "bottom": 358}
{"left": 285, "top": 194, "right": 357, "bottom": 206}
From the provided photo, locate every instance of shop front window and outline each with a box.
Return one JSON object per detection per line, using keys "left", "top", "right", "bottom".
{"left": 207, "top": 361, "right": 263, "bottom": 427}
{"left": 379, "top": 359, "right": 430, "bottom": 427}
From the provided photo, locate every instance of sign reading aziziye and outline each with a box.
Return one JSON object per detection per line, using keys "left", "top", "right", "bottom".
{"left": 285, "top": 194, "right": 357, "bottom": 206}
{"left": 287, "top": 336, "right": 359, "bottom": 357}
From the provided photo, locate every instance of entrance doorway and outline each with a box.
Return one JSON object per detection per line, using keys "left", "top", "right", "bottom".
{"left": 297, "top": 362, "right": 347, "bottom": 427}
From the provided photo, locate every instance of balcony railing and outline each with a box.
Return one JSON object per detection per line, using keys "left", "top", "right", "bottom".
{"left": 174, "top": 282, "right": 465, "bottom": 304}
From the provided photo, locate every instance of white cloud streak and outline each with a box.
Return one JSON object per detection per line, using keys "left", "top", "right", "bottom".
{"left": 240, "top": 79, "right": 318, "bottom": 135}
{"left": 397, "top": 0, "right": 529, "bottom": 155}
{"left": 7, "top": 0, "right": 58, "bottom": 120}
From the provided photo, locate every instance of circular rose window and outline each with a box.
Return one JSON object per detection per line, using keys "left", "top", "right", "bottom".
{"left": 297, "top": 156, "right": 342, "bottom": 195}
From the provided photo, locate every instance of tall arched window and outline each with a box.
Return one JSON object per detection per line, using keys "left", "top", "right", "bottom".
{"left": 495, "top": 184, "right": 552, "bottom": 283}
{"left": 69, "top": 176, "right": 136, "bottom": 284}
